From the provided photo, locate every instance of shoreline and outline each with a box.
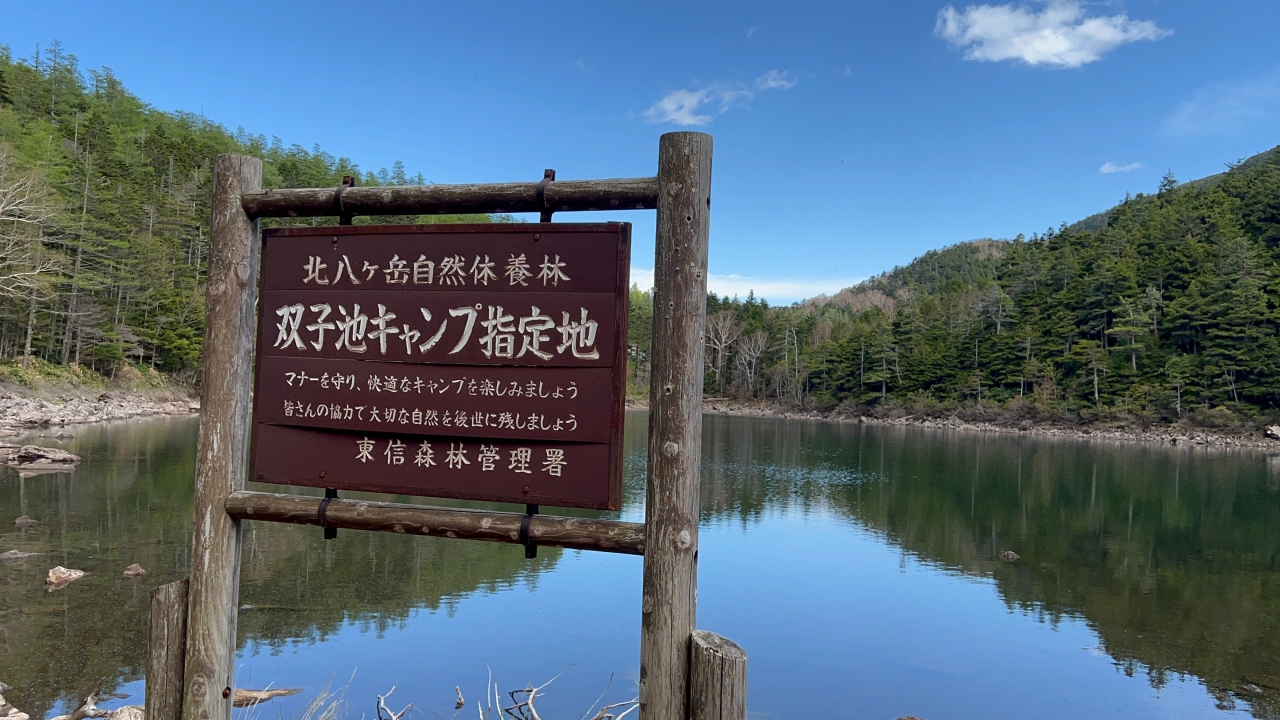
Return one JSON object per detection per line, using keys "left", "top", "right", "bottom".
{"left": 627, "top": 397, "right": 1280, "bottom": 452}
{"left": 1, "top": 384, "right": 1273, "bottom": 452}
{"left": 0, "top": 386, "right": 199, "bottom": 438}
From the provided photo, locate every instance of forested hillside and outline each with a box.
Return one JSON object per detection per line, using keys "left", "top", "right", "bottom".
{"left": 0, "top": 43, "right": 490, "bottom": 382}
{"left": 4, "top": 42, "right": 1279, "bottom": 429}
{"left": 629, "top": 147, "right": 1280, "bottom": 428}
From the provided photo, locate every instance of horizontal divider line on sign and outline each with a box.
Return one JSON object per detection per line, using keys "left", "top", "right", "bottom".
{"left": 224, "top": 490, "right": 645, "bottom": 555}
{"left": 241, "top": 177, "right": 659, "bottom": 218}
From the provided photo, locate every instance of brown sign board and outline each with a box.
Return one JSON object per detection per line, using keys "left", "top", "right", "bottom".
{"left": 249, "top": 223, "right": 630, "bottom": 509}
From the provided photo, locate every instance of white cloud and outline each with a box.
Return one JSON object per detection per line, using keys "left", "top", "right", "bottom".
{"left": 935, "top": 0, "right": 1170, "bottom": 68}
{"left": 574, "top": 58, "right": 590, "bottom": 73}
{"left": 645, "top": 71, "right": 797, "bottom": 126}
{"left": 630, "top": 268, "right": 858, "bottom": 304}
{"left": 1100, "top": 161, "right": 1142, "bottom": 174}
{"left": 644, "top": 88, "right": 714, "bottom": 126}
{"left": 756, "top": 70, "right": 796, "bottom": 90}
{"left": 1162, "top": 69, "right": 1280, "bottom": 136}
{"left": 745, "top": 27, "right": 757, "bottom": 39}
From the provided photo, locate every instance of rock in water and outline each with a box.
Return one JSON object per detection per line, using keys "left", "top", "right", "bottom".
{"left": 1000, "top": 550, "right": 1020, "bottom": 562}
{"left": 122, "top": 563, "right": 146, "bottom": 578}
{"left": 3, "top": 445, "right": 80, "bottom": 466}
{"left": 46, "top": 566, "right": 86, "bottom": 588}
{"left": 12, "top": 517, "right": 38, "bottom": 527}
{"left": 0, "top": 550, "right": 39, "bottom": 561}
{"left": 109, "top": 707, "right": 144, "bottom": 720}
{"left": 1266, "top": 426, "right": 1280, "bottom": 441}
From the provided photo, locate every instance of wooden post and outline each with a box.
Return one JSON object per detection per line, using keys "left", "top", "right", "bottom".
{"left": 146, "top": 579, "right": 190, "bottom": 720}
{"left": 224, "top": 491, "right": 646, "bottom": 555}
{"left": 641, "top": 131, "right": 713, "bottom": 719}
{"left": 688, "top": 631, "right": 746, "bottom": 720}
{"left": 183, "top": 154, "right": 262, "bottom": 720}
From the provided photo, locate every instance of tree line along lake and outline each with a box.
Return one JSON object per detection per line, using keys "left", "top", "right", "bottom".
{"left": 1, "top": 412, "right": 1277, "bottom": 719}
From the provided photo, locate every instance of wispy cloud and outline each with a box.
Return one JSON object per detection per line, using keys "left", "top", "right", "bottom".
{"left": 644, "top": 89, "right": 714, "bottom": 126}
{"left": 645, "top": 71, "right": 797, "bottom": 126}
{"left": 1100, "top": 161, "right": 1142, "bottom": 174}
{"left": 1162, "top": 69, "right": 1280, "bottom": 136}
{"left": 745, "top": 27, "right": 758, "bottom": 39}
{"left": 935, "top": 0, "right": 1170, "bottom": 68}
{"left": 631, "top": 268, "right": 858, "bottom": 304}
{"left": 574, "top": 58, "right": 590, "bottom": 74}
{"left": 756, "top": 70, "right": 796, "bottom": 90}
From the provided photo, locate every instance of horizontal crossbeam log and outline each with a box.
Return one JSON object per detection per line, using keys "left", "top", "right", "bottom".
{"left": 224, "top": 490, "right": 645, "bottom": 555}
{"left": 240, "top": 177, "right": 659, "bottom": 219}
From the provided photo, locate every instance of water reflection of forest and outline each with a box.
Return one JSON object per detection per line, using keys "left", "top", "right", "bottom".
{"left": 696, "top": 415, "right": 1280, "bottom": 718}
{"left": 0, "top": 419, "right": 560, "bottom": 719}
{"left": 2, "top": 415, "right": 1277, "bottom": 719}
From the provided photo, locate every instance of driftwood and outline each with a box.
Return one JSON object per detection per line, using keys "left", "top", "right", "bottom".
{"left": 232, "top": 688, "right": 303, "bottom": 708}
{"left": 68, "top": 690, "right": 109, "bottom": 720}
{"left": 13, "top": 516, "right": 38, "bottom": 527}
{"left": 123, "top": 563, "right": 146, "bottom": 578}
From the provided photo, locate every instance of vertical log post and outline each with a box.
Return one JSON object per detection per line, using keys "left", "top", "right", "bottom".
{"left": 688, "top": 631, "right": 747, "bottom": 720}
{"left": 183, "top": 154, "right": 262, "bottom": 720}
{"left": 146, "top": 579, "right": 190, "bottom": 720}
{"left": 640, "top": 131, "right": 713, "bottom": 719}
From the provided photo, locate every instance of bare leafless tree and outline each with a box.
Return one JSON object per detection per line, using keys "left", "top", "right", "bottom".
{"left": 735, "top": 329, "right": 768, "bottom": 397}
{"left": 704, "top": 309, "right": 743, "bottom": 393}
{"left": 0, "top": 148, "right": 58, "bottom": 301}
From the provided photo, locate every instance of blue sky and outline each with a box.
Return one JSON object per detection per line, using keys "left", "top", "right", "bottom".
{"left": 7, "top": 1, "right": 1280, "bottom": 302}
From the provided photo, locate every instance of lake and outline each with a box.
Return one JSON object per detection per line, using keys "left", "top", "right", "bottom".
{"left": 1, "top": 412, "right": 1277, "bottom": 719}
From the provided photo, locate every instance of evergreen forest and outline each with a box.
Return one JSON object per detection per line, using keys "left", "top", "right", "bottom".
{"left": 3, "top": 42, "right": 1280, "bottom": 429}
{"left": 0, "top": 43, "right": 491, "bottom": 383}
{"left": 630, "top": 148, "right": 1280, "bottom": 429}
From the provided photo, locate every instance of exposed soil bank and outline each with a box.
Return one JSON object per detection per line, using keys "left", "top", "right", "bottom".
{"left": 0, "top": 387, "right": 198, "bottom": 437}
{"left": 627, "top": 397, "right": 1280, "bottom": 451}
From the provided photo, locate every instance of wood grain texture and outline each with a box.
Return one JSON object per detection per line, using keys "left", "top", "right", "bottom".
{"left": 640, "top": 131, "right": 713, "bottom": 720}
{"left": 183, "top": 154, "right": 261, "bottom": 720}
{"left": 689, "top": 631, "right": 747, "bottom": 720}
{"left": 146, "top": 579, "right": 189, "bottom": 720}
{"left": 241, "top": 177, "right": 658, "bottom": 219}
{"left": 225, "top": 490, "right": 645, "bottom": 555}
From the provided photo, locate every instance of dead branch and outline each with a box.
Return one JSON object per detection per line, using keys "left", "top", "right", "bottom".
{"left": 68, "top": 690, "right": 109, "bottom": 720}
{"left": 376, "top": 686, "right": 413, "bottom": 720}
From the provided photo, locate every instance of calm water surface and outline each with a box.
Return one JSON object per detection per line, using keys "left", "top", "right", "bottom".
{"left": 1, "top": 413, "right": 1278, "bottom": 719}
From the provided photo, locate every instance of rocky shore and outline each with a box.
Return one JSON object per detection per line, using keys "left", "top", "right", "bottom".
{"left": 0, "top": 389, "right": 198, "bottom": 437}
{"left": 627, "top": 397, "right": 1280, "bottom": 451}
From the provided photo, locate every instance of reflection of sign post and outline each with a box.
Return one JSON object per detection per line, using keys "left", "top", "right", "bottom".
{"left": 250, "top": 223, "right": 629, "bottom": 509}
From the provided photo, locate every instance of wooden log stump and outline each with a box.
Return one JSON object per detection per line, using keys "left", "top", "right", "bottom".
{"left": 145, "top": 579, "right": 189, "bottom": 720}
{"left": 689, "top": 631, "right": 746, "bottom": 720}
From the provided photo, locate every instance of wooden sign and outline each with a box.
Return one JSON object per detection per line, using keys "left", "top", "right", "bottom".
{"left": 249, "top": 223, "right": 630, "bottom": 509}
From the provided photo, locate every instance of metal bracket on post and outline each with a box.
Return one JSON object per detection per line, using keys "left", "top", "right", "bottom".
{"left": 536, "top": 169, "right": 555, "bottom": 223}
{"left": 519, "top": 504, "right": 539, "bottom": 558}
{"left": 335, "top": 175, "right": 356, "bottom": 226}
{"left": 318, "top": 488, "right": 338, "bottom": 540}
